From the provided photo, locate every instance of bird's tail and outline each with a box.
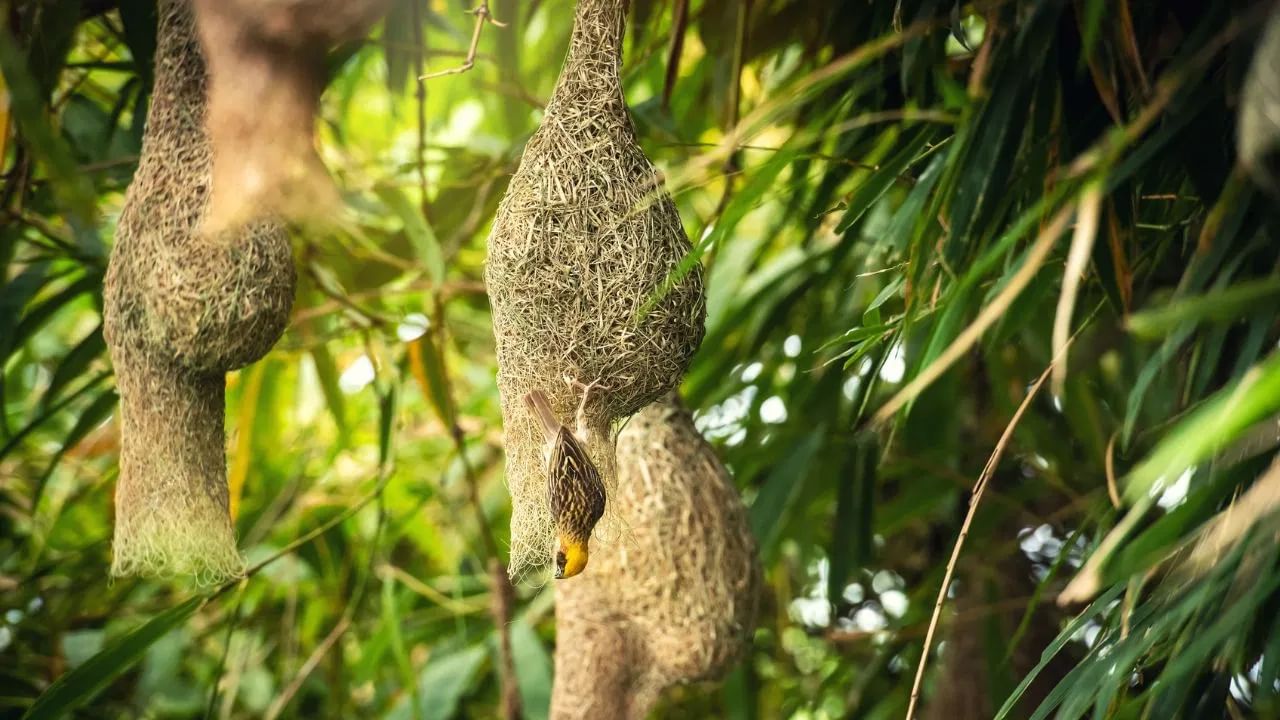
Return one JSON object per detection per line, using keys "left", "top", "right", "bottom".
{"left": 523, "top": 390, "right": 562, "bottom": 443}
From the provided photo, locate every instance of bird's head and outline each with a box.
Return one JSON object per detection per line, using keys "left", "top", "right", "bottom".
{"left": 554, "top": 536, "right": 589, "bottom": 579}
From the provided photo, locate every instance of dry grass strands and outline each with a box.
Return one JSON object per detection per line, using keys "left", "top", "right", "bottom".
{"left": 552, "top": 397, "right": 759, "bottom": 719}
{"left": 487, "top": 0, "right": 705, "bottom": 579}
{"left": 103, "top": 0, "right": 295, "bottom": 583}
{"left": 192, "top": 0, "right": 390, "bottom": 231}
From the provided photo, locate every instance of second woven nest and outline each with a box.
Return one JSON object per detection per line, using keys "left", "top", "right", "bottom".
{"left": 486, "top": 0, "right": 705, "bottom": 579}
{"left": 552, "top": 395, "right": 760, "bottom": 719}
{"left": 103, "top": 0, "right": 295, "bottom": 583}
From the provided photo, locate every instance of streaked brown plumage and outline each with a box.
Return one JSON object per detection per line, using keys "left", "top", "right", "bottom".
{"left": 525, "top": 388, "right": 606, "bottom": 578}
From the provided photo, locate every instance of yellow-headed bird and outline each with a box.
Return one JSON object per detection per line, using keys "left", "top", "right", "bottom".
{"left": 524, "top": 388, "right": 606, "bottom": 579}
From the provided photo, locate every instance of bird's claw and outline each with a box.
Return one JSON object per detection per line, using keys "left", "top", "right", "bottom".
{"left": 563, "top": 374, "right": 604, "bottom": 439}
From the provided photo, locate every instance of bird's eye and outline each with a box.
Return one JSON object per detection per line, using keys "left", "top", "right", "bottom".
{"left": 556, "top": 550, "right": 567, "bottom": 570}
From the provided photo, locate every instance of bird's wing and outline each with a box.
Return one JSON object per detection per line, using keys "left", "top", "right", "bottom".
{"left": 524, "top": 389, "right": 564, "bottom": 444}
{"left": 547, "top": 428, "right": 605, "bottom": 535}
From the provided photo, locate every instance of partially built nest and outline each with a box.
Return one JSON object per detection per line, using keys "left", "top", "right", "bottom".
{"left": 552, "top": 396, "right": 760, "bottom": 719}
{"left": 192, "top": 0, "right": 390, "bottom": 231}
{"left": 486, "top": 0, "right": 705, "bottom": 579}
{"left": 103, "top": 0, "right": 295, "bottom": 583}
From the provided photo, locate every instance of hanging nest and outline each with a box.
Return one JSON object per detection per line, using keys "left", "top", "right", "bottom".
{"left": 486, "top": 0, "right": 706, "bottom": 579}
{"left": 551, "top": 395, "right": 760, "bottom": 719}
{"left": 103, "top": 0, "right": 295, "bottom": 583}
{"left": 192, "top": 0, "right": 390, "bottom": 231}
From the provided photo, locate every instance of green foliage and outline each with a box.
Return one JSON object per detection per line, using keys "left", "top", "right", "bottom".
{"left": 4, "top": 1, "right": 1280, "bottom": 719}
{"left": 21, "top": 596, "right": 207, "bottom": 719}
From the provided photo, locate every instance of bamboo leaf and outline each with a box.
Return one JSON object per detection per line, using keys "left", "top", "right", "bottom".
{"left": 828, "top": 432, "right": 877, "bottom": 610}
{"left": 993, "top": 584, "right": 1125, "bottom": 720}
{"left": 310, "top": 345, "right": 349, "bottom": 434}
{"left": 750, "top": 429, "right": 826, "bottom": 560}
{"left": 31, "top": 388, "right": 117, "bottom": 512}
{"left": 0, "top": 28, "right": 99, "bottom": 248}
{"left": 380, "top": 576, "right": 420, "bottom": 716}
{"left": 0, "top": 262, "right": 51, "bottom": 364}
{"left": 228, "top": 364, "right": 267, "bottom": 520}
{"left": 376, "top": 184, "right": 444, "bottom": 286}
{"left": 409, "top": 331, "right": 457, "bottom": 432}
{"left": 1126, "top": 275, "right": 1280, "bottom": 339}
{"left": 9, "top": 273, "right": 101, "bottom": 359}
{"left": 834, "top": 127, "right": 934, "bottom": 233}
{"left": 510, "top": 620, "right": 551, "bottom": 720}
{"left": 39, "top": 324, "right": 105, "bottom": 410}
{"left": 21, "top": 596, "right": 206, "bottom": 720}
{"left": 385, "top": 644, "right": 488, "bottom": 720}
{"left": 1124, "top": 350, "right": 1280, "bottom": 502}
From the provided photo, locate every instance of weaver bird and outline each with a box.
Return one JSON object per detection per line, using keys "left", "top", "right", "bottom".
{"left": 524, "top": 382, "right": 606, "bottom": 579}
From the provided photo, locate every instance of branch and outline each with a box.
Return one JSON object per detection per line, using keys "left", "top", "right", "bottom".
{"left": 419, "top": 2, "right": 507, "bottom": 80}
{"left": 904, "top": 329, "right": 1084, "bottom": 720}
{"left": 660, "top": 0, "right": 689, "bottom": 111}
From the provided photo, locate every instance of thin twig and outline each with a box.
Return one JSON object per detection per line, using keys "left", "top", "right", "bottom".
{"left": 303, "top": 259, "right": 396, "bottom": 328}
{"left": 903, "top": 333, "right": 1079, "bottom": 720}
{"left": 1105, "top": 432, "right": 1123, "bottom": 510}
{"left": 240, "top": 466, "right": 395, "bottom": 581}
{"left": 473, "top": 80, "right": 546, "bottom": 109}
{"left": 204, "top": 581, "right": 248, "bottom": 720}
{"left": 290, "top": 280, "right": 486, "bottom": 327}
{"left": 263, "top": 614, "right": 353, "bottom": 720}
{"left": 966, "top": 8, "right": 999, "bottom": 97}
{"left": 413, "top": 0, "right": 430, "bottom": 220}
{"left": 665, "top": 14, "right": 949, "bottom": 202}
{"left": 660, "top": 0, "right": 689, "bottom": 111}
{"left": 263, "top": 483, "right": 387, "bottom": 720}
{"left": 703, "top": 0, "right": 751, "bottom": 239}
{"left": 381, "top": 563, "right": 489, "bottom": 614}
{"left": 430, "top": 296, "right": 521, "bottom": 720}
{"left": 411, "top": 45, "right": 519, "bottom": 702}
{"left": 420, "top": 3, "right": 507, "bottom": 80}
{"left": 492, "top": 559, "right": 521, "bottom": 720}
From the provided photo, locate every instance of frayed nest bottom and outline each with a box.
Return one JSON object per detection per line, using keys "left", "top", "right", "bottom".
{"left": 110, "top": 354, "right": 244, "bottom": 586}
{"left": 110, "top": 500, "right": 244, "bottom": 586}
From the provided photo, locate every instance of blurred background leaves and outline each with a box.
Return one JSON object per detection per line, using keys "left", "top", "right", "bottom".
{"left": 4, "top": 0, "right": 1280, "bottom": 718}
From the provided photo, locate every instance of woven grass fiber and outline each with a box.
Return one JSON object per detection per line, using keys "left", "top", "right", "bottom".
{"left": 192, "top": 0, "right": 389, "bottom": 231}
{"left": 103, "top": 0, "right": 295, "bottom": 583}
{"left": 551, "top": 395, "right": 760, "bottom": 719}
{"left": 486, "top": 0, "right": 706, "bottom": 580}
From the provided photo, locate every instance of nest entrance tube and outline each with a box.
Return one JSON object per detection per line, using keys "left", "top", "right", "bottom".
{"left": 110, "top": 361, "right": 239, "bottom": 581}
{"left": 486, "top": 0, "right": 706, "bottom": 579}
{"left": 551, "top": 396, "right": 761, "bottom": 719}
{"left": 103, "top": 0, "right": 296, "bottom": 584}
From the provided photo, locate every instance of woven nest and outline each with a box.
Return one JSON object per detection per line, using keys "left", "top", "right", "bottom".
{"left": 551, "top": 396, "right": 760, "bottom": 719}
{"left": 192, "top": 0, "right": 389, "bottom": 231}
{"left": 102, "top": 0, "right": 295, "bottom": 583}
{"left": 486, "top": 0, "right": 705, "bottom": 579}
